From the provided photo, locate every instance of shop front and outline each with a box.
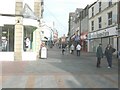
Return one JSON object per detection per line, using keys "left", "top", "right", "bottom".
{"left": 88, "top": 26, "right": 118, "bottom": 53}
{"left": 0, "top": 16, "right": 39, "bottom": 61}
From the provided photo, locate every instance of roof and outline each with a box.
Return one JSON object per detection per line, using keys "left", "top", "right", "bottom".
{"left": 89, "top": 0, "right": 98, "bottom": 8}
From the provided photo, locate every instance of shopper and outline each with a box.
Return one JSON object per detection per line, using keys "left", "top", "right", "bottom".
{"left": 96, "top": 44, "right": 103, "bottom": 68}
{"left": 76, "top": 43, "right": 81, "bottom": 56}
{"left": 105, "top": 44, "right": 116, "bottom": 68}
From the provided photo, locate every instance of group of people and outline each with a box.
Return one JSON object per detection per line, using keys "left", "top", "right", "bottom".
{"left": 70, "top": 43, "right": 81, "bottom": 56}
{"left": 96, "top": 44, "right": 116, "bottom": 68}
{"left": 62, "top": 43, "right": 116, "bottom": 69}
{"left": 61, "top": 43, "right": 81, "bottom": 56}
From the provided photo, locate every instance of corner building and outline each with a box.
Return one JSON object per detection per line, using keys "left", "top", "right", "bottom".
{"left": 0, "top": 0, "right": 44, "bottom": 61}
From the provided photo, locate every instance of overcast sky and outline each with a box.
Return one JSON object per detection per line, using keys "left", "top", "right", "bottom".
{"left": 43, "top": 0, "right": 96, "bottom": 37}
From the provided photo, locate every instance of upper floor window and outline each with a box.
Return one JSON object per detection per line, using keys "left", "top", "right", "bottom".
{"left": 108, "top": 11, "right": 112, "bottom": 25}
{"left": 98, "top": 17, "right": 102, "bottom": 29}
{"left": 91, "top": 21, "right": 94, "bottom": 31}
{"left": 92, "top": 7, "right": 94, "bottom": 17}
{"left": 99, "top": 2, "right": 101, "bottom": 12}
{"left": 85, "top": 9, "right": 88, "bottom": 16}
{"left": 108, "top": 0, "right": 112, "bottom": 7}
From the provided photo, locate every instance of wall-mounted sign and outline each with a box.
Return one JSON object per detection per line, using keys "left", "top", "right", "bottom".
{"left": 88, "top": 26, "right": 118, "bottom": 39}
{"left": 97, "top": 30, "right": 109, "bottom": 38}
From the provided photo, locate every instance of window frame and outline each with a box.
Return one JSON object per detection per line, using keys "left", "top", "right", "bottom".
{"left": 108, "top": 11, "right": 112, "bottom": 26}
{"left": 91, "top": 21, "right": 94, "bottom": 31}
{"left": 99, "top": 2, "right": 102, "bottom": 12}
{"left": 92, "top": 7, "right": 94, "bottom": 17}
{"left": 108, "top": 0, "right": 112, "bottom": 7}
{"left": 98, "top": 17, "right": 102, "bottom": 29}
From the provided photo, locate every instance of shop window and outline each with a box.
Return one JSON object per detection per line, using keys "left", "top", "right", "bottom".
{"left": 2, "top": 25, "right": 14, "bottom": 52}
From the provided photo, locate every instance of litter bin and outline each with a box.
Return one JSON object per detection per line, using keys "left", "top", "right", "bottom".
{"left": 41, "top": 46, "right": 47, "bottom": 59}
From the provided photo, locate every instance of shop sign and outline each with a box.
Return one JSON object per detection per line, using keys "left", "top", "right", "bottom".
{"left": 97, "top": 31, "right": 109, "bottom": 38}
{"left": 88, "top": 32, "right": 97, "bottom": 39}
{"left": 88, "top": 26, "right": 118, "bottom": 39}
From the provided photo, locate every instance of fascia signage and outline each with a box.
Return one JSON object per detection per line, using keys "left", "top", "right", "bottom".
{"left": 88, "top": 32, "right": 97, "bottom": 39}
{"left": 88, "top": 26, "right": 117, "bottom": 39}
{"left": 107, "top": 26, "right": 118, "bottom": 36}
{"left": 97, "top": 30, "right": 109, "bottom": 38}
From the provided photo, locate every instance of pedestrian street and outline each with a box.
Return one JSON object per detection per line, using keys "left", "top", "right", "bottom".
{"left": 1, "top": 47, "right": 118, "bottom": 88}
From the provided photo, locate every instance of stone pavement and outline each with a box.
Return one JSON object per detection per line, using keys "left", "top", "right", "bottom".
{"left": 1, "top": 47, "right": 119, "bottom": 88}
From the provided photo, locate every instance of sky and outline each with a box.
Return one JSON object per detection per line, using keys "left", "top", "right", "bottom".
{"left": 43, "top": 0, "right": 96, "bottom": 37}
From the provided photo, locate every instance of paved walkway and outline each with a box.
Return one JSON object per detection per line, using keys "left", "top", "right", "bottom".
{"left": 1, "top": 47, "right": 119, "bottom": 88}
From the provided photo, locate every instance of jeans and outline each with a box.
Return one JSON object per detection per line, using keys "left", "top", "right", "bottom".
{"left": 106, "top": 56, "right": 112, "bottom": 67}
{"left": 77, "top": 50, "right": 80, "bottom": 56}
{"left": 97, "top": 57, "right": 101, "bottom": 67}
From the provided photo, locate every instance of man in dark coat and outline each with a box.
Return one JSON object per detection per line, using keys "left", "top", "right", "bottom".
{"left": 105, "top": 44, "right": 116, "bottom": 68}
{"left": 96, "top": 44, "right": 103, "bottom": 68}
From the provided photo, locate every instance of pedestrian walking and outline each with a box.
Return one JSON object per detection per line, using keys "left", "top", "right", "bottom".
{"left": 105, "top": 44, "right": 116, "bottom": 68}
{"left": 96, "top": 44, "right": 103, "bottom": 68}
{"left": 76, "top": 43, "right": 81, "bottom": 56}
{"left": 62, "top": 43, "right": 66, "bottom": 55}
{"left": 70, "top": 44, "right": 75, "bottom": 54}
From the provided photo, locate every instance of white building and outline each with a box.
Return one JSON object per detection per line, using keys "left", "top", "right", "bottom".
{"left": 0, "top": 0, "right": 44, "bottom": 61}
{"left": 88, "top": 0, "right": 118, "bottom": 53}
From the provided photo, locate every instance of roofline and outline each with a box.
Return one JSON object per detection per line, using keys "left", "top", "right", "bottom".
{"left": 89, "top": 0, "right": 98, "bottom": 8}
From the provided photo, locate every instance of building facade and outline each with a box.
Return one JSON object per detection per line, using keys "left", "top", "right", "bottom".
{"left": 80, "top": 5, "right": 89, "bottom": 52}
{"left": 68, "top": 12, "right": 75, "bottom": 45}
{"left": 0, "top": 0, "right": 44, "bottom": 61}
{"left": 68, "top": 9, "right": 82, "bottom": 47}
{"left": 88, "top": 0, "right": 118, "bottom": 54}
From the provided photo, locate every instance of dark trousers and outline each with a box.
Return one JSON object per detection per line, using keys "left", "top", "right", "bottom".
{"left": 77, "top": 50, "right": 80, "bottom": 56}
{"left": 71, "top": 50, "right": 74, "bottom": 54}
{"left": 97, "top": 57, "right": 101, "bottom": 67}
{"left": 62, "top": 48, "right": 65, "bottom": 55}
{"left": 106, "top": 56, "right": 112, "bottom": 67}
